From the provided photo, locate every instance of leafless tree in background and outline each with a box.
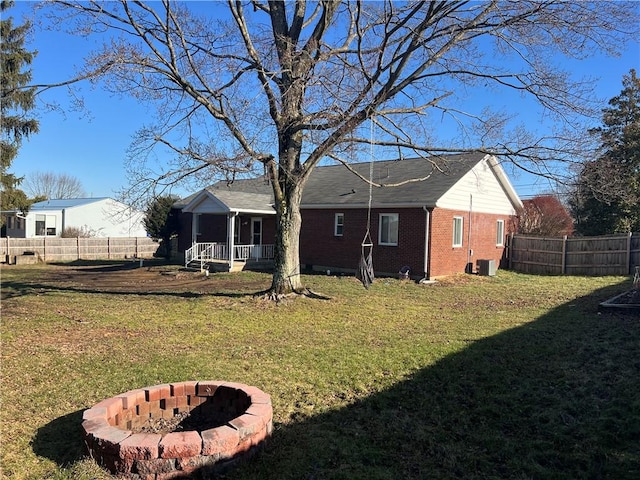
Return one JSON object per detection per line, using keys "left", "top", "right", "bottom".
{"left": 39, "top": 0, "right": 638, "bottom": 295}
{"left": 23, "top": 171, "right": 86, "bottom": 199}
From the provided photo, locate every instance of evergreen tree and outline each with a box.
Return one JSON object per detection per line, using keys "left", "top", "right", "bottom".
{"left": 571, "top": 69, "right": 640, "bottom": 235}
{"left": 0, "top": 0, "right": 39, "bottom": 220}
{"left": 143, "top": 195, "right": 179, "bottom": 258}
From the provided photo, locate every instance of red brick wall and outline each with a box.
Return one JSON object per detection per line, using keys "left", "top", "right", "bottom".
{"left": 428, "top": 207, "right": 515, "bottom": 278}
{"left": 176, "top": 206, "right": 516, "bottom": 279}
{"left": 300, "top": 208, "right": 427, "bottom": 276}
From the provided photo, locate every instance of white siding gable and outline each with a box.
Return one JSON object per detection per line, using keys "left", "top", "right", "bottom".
{"left": 187, "top": 193, "right": 230, "bottom": 214}
{"left": 436, "top": 159, "right": 518, "bottom": 215}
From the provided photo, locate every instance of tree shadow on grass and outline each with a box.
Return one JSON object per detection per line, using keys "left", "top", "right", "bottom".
{"left": 0, "top": 280, "right": 256, "bottom": 300}
{"left": 226, "top": 283, "right": 639, "bottom": 480}
{"left": 31, "top": 409, "right": 86, "bottom": 467}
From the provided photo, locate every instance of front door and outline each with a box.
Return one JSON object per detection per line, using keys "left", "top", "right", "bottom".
{"left": 251, "top": 217, "right": 262, "bottom": 259}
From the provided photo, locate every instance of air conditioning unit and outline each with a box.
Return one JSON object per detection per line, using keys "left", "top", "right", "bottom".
{"left": 477, "top": 259, "right": 497, "bottom": 276}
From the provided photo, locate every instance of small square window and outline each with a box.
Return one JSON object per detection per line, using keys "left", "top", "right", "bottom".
{"left": 379, "top": 213, "right": 399, "bottom": 246}
{"left": 334, "top": 213, "right": 344, "bottom": 236}
{"left": 453, "top": 216, "right": 463, "bottom": 247}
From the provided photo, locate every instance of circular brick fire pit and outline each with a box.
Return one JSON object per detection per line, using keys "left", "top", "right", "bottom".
{"left": 82, "top": 381, "right": 272, "bottom": 479}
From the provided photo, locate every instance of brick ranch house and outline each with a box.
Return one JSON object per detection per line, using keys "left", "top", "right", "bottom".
{"left": 174, "top": 152, "right": 523, "bottom": 280}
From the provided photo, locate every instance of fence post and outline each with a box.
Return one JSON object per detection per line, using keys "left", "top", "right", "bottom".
{"left": 508, "top": 233, "right": 514, "bottom": 270}
{"left": 561, "top": 235, "right": 567, "bottom": 275}
{"left": 43, "top": 236, "right": 47, "bottom": 262}
{"left": 626, "top": 232, "right": 632, "bottom": 275}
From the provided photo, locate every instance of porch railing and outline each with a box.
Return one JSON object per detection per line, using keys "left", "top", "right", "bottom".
{"left": 185, "top": 242, "right": 274, "bottom": 267}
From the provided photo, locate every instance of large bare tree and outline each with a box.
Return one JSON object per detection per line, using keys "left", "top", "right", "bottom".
{"left": 42, "top": 0, "right": 638, "bottom": 295}
{"left": 24, "top": 171, "right": 86, "bottom": 199}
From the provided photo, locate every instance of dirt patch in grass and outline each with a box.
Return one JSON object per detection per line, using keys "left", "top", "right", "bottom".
{"left": 2, "top": 261, "right": 271, "bottom": 298}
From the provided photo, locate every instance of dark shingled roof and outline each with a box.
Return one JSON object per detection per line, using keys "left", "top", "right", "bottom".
{"left": 176, "top": 152, "right": 490, "bottom": 209}
{"left": 302, "top": 152, "right": 486, "bottom": 207}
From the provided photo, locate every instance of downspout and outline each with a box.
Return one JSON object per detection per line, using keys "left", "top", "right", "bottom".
{"left": 421, "top": 206, "right": 432, "bottom": 282}
{"left": 467, "top": 194, "right": 473, "bottom": 273}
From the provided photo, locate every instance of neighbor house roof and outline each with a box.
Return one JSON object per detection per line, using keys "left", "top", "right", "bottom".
{"left": 176, "top": 152, "right": 522, "bottom": 211}
{"left": 29, "top": 198, "right": 109, "bottom": 210}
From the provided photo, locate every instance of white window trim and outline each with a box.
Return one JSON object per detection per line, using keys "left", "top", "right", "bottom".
{"left": 379, "top": 213, "right": 399, "bottom": 246}
{"left": 334, "top": 213, "right": 344, "bottom": 237}
{"left": 453, "top": 216, "right": 463, "bottom": 248}
{"left": 496, "top": 219, "right": 505, "bottom": 246}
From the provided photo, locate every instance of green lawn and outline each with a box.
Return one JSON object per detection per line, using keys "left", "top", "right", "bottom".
{"left": 1, "top": 263, "right": 638, "bottom": 479}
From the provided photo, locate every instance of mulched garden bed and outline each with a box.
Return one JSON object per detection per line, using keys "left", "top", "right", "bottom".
{"left": 599, "top": 288, "right": 640, "bottom": 311}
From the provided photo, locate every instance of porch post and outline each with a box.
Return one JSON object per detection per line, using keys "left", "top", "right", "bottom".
{"left": 191, "top": 213, "right": 199, "bottom": 245}
{"left": 228, "top": 212, "right": 236, "bottom": 271}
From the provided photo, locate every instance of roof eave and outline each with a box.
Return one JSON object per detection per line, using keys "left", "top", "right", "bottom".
{"left": 484, "top": 154, "right": 524, "bottom": 210}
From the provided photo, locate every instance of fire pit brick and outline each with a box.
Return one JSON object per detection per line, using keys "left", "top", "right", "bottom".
{"left": 160, "top": 431, "right": 202, "bottom": 459}
{"left": 83, "top": 381, "right": 272, "bottom": 478}
{"left": 201, "top": 425, "right": 240, "bottom": 456}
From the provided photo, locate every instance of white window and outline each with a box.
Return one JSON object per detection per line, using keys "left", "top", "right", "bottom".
{"left": 46, "top": 215, "right": 56, "bottom": 236}
{"left": 453, "top": 216, "right": 463, "bottom": 247}
{"left": 379, "top": 213, "right": 399, "bottom": 246}
{"left": 496, "top": 219, "right": 505, "bottom": 246}
{"left": 334, "top": 213, "right": 344, "bottom": 236}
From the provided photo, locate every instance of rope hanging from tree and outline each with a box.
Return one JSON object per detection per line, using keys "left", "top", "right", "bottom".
{"left": 356, "top": 118, "right": 375, "bottom": 289}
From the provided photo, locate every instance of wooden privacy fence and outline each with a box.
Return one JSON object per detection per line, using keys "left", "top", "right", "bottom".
{"left": 507, "top": 232, "right": 640, "bottom": 276}
{"left": 0, "top": 237, "right": 160, "bottom": 263}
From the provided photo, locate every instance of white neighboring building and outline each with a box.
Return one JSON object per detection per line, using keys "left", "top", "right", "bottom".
{"left": 3, "top": 198, "right": 148, "bottom": 238}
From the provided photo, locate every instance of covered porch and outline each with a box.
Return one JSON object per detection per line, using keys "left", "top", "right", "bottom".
{"left": 180, "top": 187, "right": 276, "bottom": 272}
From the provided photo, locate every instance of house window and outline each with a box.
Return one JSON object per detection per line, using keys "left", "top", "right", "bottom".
{"left": 7, "top": 216, "right": 14, "bottom": 229}
{"left": 334, "top": 213, "right": 344, "bottom": 236}
{"left": 35, "top": 215, "right": 46, "bottom": 236}
{"left": 36, "top": 215, "right": 56, "bottom": 236}
{"left": 379, "top": 213, "right": 398, "bottom": 246}
{"left": 453, "top": 216, "right": 463, "bottom": 247}
{"left": 496, "top": 219, "right": 505, "bottom": 246}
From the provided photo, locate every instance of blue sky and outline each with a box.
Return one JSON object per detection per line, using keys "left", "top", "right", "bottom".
{"left": 9, "top": 1, "right": 640, "bottom": 202}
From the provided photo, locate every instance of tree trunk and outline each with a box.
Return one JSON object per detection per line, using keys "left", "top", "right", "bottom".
{"left": 270, "top": 180, "right": 304, "bottom": 295}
